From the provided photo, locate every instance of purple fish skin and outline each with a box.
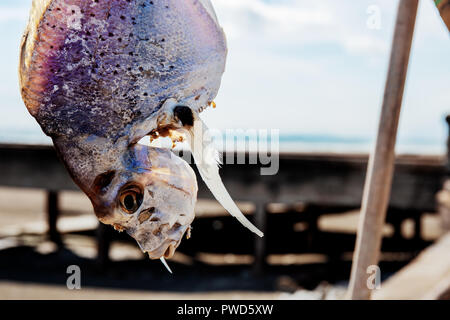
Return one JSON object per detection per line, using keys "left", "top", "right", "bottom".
{"left": 20, "top": 0, "right": 227, "bottom": 259}
{"left": 21, "top": 0, "right": 226, "bottom": 139}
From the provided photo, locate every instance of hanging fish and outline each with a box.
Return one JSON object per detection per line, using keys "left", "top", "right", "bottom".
{"left": 19, "top": 0, "right": 263, "bottom": 264}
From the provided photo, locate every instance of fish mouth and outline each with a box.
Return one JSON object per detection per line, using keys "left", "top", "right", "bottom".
{"left": 130, "top": 213, "right": 190, "bottom": 260}
{"left": 147, "top": 239, "right": 178, "bottom": 260}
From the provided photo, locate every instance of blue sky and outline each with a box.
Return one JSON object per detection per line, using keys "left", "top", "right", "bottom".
{"left": 0, "top": 0, "right": 449, "bottom": 152}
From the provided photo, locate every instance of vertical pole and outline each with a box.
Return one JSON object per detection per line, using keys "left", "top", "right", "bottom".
{"left": 445, "top": 115, "right": 450, "bottom": 173}
{"left": 96, "top": 223, "right": 112, "bottom": 270}
{"left": 253, "top": 202, "right": 267, "bottom": 275}
{"left": 47, "top": 190, "right": 62, "bottom": 245}
{"left": 413, "top": 214, "right": 422, "bottom": 242}
{"left": 347, "top": 0, "right": 418, "bottom": 300}
{"left": 434, "top": 0, "right": 450, "bottom": 31}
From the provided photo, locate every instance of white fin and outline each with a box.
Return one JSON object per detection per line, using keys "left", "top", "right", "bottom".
{"left": 160, "top": 257, "right": 173, "bottom": 274}
{"left": 186, "top": 113, "right": 264, "bottom": 237}
{"left": 198, "top": 0, "right": 219, "bottom": 25}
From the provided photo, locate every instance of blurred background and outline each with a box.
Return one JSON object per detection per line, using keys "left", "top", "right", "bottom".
{"left": 0, "top": 0, "right": 449, "bottom": 299}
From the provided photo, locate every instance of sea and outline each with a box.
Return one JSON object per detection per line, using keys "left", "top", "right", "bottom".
{"left": 0, "top": 125, "right": 445, "bottom": 155}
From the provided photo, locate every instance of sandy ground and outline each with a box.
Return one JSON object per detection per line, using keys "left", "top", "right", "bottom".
{"left": 0, "top": 281, "right": 281, "bottom": 300}
{"left": 0, "top": 280, "right": 349, "bottom": 300}
{"left": 0, "top": 187, "right": 296, "bottom": 299}
{"left": 0, "top": 187, "right": 442, "bottom": 300}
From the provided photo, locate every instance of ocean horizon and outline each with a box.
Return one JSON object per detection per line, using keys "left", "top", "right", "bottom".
{"left": 0, "top": 126, "right": 445, "bottom": 155}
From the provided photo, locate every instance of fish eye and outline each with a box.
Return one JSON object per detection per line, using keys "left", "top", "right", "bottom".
{"left": 118, "top": 184, "right": 143, "bottom": 214}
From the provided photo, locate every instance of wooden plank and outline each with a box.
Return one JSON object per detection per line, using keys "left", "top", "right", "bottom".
{"left": 348, "top": 0, "right": 419, "bottom": 300}
{"left": 373, "top": 233, "right": 450, "bottom": 300}
{"left": 0, "top": 144, "right": 445, "bottom": 211}
{"left": 0, "top": 144, "right": 78, "bottom": 191}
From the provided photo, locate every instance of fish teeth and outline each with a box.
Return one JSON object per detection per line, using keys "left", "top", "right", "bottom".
{"left": 113, "top": 224, "right": 125, "bottom": 232}
{"left": 160, "top": 257, "right": 173, "bottom": 274}
{"left": 186, "top": 226, "right": 192, "bottom": 239}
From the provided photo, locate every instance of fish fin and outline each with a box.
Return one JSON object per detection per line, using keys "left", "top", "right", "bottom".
{"left": 187, "top": 113, "right": 264, "bottom": 237}
{"left": 198, "top": 0, "right": 219, "bottom": 25}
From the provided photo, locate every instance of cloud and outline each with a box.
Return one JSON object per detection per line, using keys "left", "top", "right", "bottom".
{"left": 343, "top": 35, "right": 387, "bottom": 55}
{"left": 216, "top": 0, "right": 333, "bottom": 28}
{"left": 214, "top": 0, "right": 391, "bottom": 57}
{"left": 206, "top": 0, "right": 450, "bottom": 146}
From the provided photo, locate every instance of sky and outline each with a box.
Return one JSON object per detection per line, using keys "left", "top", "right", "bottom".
{"left": 0, "top": 0, "right": 449, "bottom": 152}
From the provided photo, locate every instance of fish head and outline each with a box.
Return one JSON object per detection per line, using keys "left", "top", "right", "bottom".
{"left": 89, "top": 144, "right": 197, "bottom": 259}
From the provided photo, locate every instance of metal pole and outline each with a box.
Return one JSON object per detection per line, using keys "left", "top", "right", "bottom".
{"left": 347, "top": 0, "right": 418, "bottom": 300}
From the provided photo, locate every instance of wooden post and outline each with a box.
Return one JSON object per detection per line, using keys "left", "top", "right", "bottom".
{"left": 434, "top": 0, "right": 450, "bottom": 31}
{"left": 446, "top": 115, "right": 450, "bottom": 172}
{"left": 46, "top": 190, "right": 62, "bottom": 245}
{"left": 347, "top": 0, "right": 418, "bottom": 300}
{"left": 253, "top": 202, "right": 267, "bottom": 275}
{"left": 96, "top": 223, "right": 112, "bottom": 270}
